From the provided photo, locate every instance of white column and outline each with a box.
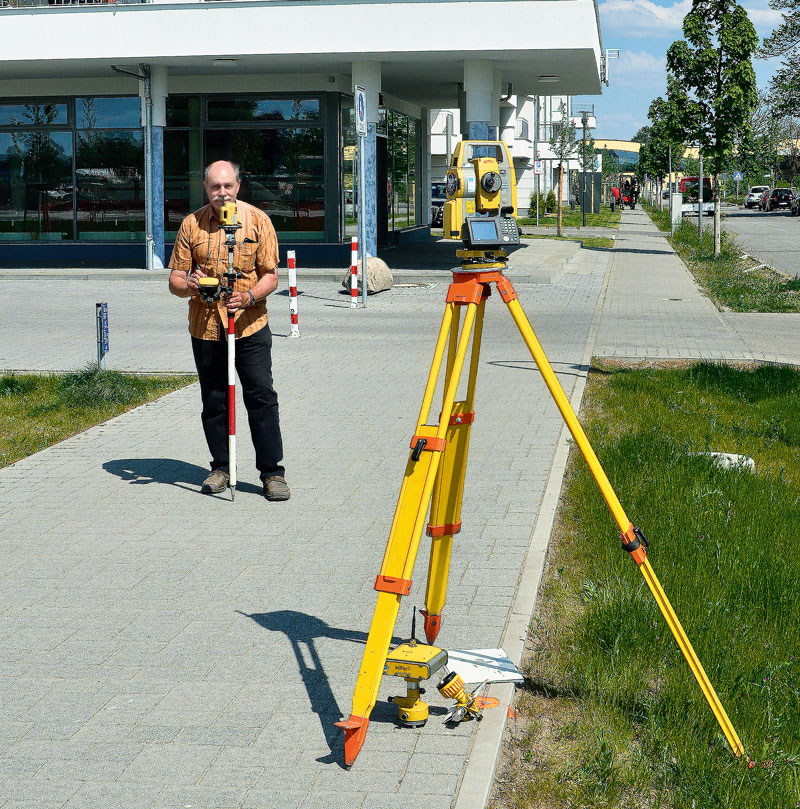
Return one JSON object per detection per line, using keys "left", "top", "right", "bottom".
{"left": 464, "top": 59, "right": 493, "bottom": 140}
{"left": 490, "top": 69, "right": 502, "bottom": 140}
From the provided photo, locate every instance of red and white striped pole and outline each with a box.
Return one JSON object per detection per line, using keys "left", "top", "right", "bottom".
{"left": 227, "top": 310, "right": 237, "bottom": 501}
{"left": 350, "top": 236, "right": 359, "bottom": 308}
{"left": 288, "top": 250, "right": 299, "bottom": 338}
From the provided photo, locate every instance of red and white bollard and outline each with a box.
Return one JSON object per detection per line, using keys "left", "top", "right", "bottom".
{"left": 227, "top": 309, "right": 237, "bottom": 501}
{"left": 350, "top": 236, "right": 359, "bottom": 308}
{"left": 288, "top": 250, "right": 299, "bottom": 338}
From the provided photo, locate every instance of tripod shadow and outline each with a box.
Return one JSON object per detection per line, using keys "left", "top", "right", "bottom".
{"left": 240, "top": 609, "right": 404, "bottom": 767}
{"left": 103, "top": 458, "right": 262, "bottom": 496}
{"left": 487, "top": 360, "right": 589, "bottom": 378}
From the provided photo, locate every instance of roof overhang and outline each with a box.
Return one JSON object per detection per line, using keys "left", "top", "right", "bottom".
{"left": 0, "top": 0, "right": 602, "bottom": 104}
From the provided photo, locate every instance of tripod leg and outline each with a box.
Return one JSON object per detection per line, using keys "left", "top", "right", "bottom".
{"left": 499, "top": 279, "right": 744, "bottom": 757}
{"left": 422, "top": 299, "right": 487, "bottom": 644}
{"left": 336, "top": 300, "right": 480, "bottom": 767}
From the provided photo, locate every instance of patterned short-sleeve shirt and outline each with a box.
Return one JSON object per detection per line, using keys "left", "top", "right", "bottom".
{"left": 169, "top": 200, "right": 279, "bottom": 340}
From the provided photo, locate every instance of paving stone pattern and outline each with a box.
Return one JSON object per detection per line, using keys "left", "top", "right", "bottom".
{"left": 0, "top": 248, "right": 607, "bottom": 808}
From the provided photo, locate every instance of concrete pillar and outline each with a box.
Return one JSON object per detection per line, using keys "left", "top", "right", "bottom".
{"left": 352, "top": 61, "right": 380, "bottom": 256}
{"left": 147, "top": 65, "right": 167, "bottom": 266}
{"left": 464, "top": 59, "right": 492, "bottom": 140}
{"left": 420, "top": 107, "right": 431, "bottom": 227}
{"left": 489, "top": 69, "right": 502, "bottom": 140}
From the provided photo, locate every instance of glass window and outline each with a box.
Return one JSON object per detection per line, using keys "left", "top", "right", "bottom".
{"left": 207, "top": 98, "right": 320, "bottom": 123}
{"left": 0, "top": 131, "right": 73, "bottom": 241}
{"left": 340, "top": 96, "right": 357, "bottom": 239}
{"left": 76, "top": 130, "right": 144, "bottom": 240}
{"left": 205, "top": 127, "right": 325, "bottom": 240}
{"left": 166, "top": 97, "right": 202, "bottom": 128}
{"left": 76, "top": 97, "right": 140, "bottom": 129}
{"left": 0, "top": 103, "right": 68, "bottom": 127}
{"left": 164, "top": 129, "right": 205, "bottom": 240}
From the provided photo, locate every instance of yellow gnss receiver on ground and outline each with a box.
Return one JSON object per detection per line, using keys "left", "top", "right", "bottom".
{"left": 443, "top": 140, "right": 518, "bottom": 242}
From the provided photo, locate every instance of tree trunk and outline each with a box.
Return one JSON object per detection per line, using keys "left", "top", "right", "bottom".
{"left": 714, "top": 175, "right": 721, "bottom": 257}
{"left": 557, "top": 164, "right": 563, "bottom": 236}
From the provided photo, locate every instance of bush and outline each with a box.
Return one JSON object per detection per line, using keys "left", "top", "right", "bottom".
{"left": 528, "top": 191, "right": 546, "bottom": 216}
{"left": 545, "top": 190, "right": 557, "bottom": 213}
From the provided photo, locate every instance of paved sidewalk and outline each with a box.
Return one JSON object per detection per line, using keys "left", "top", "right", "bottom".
{"left": 593, "top": 206, "right": 800, "bottom": 363}
{"left": 0, "top": 243, "right": 609, "bottom": 808}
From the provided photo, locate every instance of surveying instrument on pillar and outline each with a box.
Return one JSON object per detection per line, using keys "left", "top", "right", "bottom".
{"left": 196, "top": 201, "right": 243, "bottom": 501}
{"left": 335, "top": 140, "right": 744, "bottom": 769}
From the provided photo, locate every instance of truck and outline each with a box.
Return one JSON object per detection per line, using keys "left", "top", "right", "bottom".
{"left": 680, "top": 176, "right": 714, "bottom": 216}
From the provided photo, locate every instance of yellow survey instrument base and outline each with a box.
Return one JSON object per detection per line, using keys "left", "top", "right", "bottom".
{"left": 385, "top": 642, "right": 448, "bottom": 680}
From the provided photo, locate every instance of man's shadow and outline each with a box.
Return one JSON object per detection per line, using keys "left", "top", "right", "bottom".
{"left": 103, "top": 458, "right": 262, "bottom": 495}
{"left": 240, "top": 609, "right": 403, "bottom": 767}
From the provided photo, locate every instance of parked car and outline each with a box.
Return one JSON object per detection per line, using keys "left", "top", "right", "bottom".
{"left": 430, "top": 181, "right": 447, "bottom": 227}
{"left": 744, "top": 185, "right": 769, "bottom": 208}
{"left": 767, "top": 188, "right": 794, "bottom": 211}
{"left": 791, "top": 194, "right": 800, "bottom": 216}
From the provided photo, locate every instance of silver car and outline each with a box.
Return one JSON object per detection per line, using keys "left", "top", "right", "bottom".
{"left": 745, "top": 185, "right": 769, "bottom": 209}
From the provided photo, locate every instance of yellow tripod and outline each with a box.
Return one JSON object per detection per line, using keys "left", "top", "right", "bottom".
{"left": 335, "top": 250, "right": 744, "bottom": 767}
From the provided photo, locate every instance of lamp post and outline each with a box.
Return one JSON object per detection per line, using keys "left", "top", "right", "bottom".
{"left": 576, "top": 105, "right": 594, "bottom": 228}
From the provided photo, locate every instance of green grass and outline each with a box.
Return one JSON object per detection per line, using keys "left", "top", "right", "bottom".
{"left": 492, "top": 362, "right": 800, "bottom": 809}
{"left": 518, "top": 208, "right": 621, "bottom": 229}
{"left": 641, "top": 205, "right": 800, "bottom": 313}
{"left": 0, "top": 366, "right": 196, "bottom": 468}
{"left": 523, "top": 234, "right": 615, "bottom": 249}
{"left": 642, "top": 200, "right": 672, "bottom": 232}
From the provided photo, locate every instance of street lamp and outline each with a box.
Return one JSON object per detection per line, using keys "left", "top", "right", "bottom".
{"left": 576, "top": 106, "right": 594, "bottom": 228}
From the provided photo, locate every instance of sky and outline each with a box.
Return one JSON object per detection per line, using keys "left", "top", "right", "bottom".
{"left": 574, "top": 0, "right": 786, "bottom": 140}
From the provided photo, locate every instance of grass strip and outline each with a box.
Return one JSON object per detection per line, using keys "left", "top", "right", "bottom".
{"left": 0, "top": 366, "right": 196, "bottom": 468}
{"left": 518, "top": 209, "right": 621, "bottom": 229}
{"left": 641, "top": 202, "right": 800, "bottom": 313}
{"left": 491, "top": 361, "right": 800, "bottom": 809}
{"left": 522, "top": 234, "right": 615, "bottom": 249}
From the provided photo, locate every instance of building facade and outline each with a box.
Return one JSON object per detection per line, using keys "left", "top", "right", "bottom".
{"left": 0, "top": 0, "right": 604, "bottom": 267}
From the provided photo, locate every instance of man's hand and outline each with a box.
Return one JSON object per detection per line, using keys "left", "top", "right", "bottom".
{"left": 186, "top": 268, "right": 207, "bottom": 294}
{"left": 225, "top": 291, "right": 251, "bottom": 312}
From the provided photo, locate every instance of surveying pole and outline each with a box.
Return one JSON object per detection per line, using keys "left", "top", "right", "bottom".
{"left": 220, "top": 202, "right": 243, "bottom": 501}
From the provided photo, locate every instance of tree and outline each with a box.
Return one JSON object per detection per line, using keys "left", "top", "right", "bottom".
{"left": 667, "top": 0, "right": 759, "bottom": 255}
{"left": 548, "top": 105, "right": 578, "bottom": 235}
{"left": 760, "top": 0, "right": 800, "bottom": 114}
{"left": 639, "top": 95, "right": 686, "bottom": 208}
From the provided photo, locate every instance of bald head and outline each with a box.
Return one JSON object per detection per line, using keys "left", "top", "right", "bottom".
{"left": 203, "top": 160, "right": 241, "bottom": 214}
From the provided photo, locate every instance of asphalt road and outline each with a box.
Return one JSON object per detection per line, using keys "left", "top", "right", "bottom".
{"left": 721, "top": 204, "right": 800, "bottom": 276}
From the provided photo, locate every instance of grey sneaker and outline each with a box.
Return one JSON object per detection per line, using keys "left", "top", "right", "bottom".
{"left": 201, "top": 469, "right": 229, "bottom": 494}
{"left": 263, "top": 475, "right": 290, "bottom": 501}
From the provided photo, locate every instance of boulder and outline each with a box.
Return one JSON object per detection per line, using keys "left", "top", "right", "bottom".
{"left": 341, "top": 256, "right": 393, "bottom": 295}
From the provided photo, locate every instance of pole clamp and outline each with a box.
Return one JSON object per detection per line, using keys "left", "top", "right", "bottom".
{"left": 621, "top": 524, "right": 649, "bottom": 565}
{"left": 410, "top": 436, "right": 446, "bottom": 461}
{"left": 374, "top": 575, "right": 412, "bottom": 595}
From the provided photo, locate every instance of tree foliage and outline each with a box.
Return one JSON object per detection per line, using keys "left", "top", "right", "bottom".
{"left": 666, "top": 0, "right": 759, "bottom": 176}
{"left": 639, "top": 95, "right": 686, "bottom": 186}
{"left": 760, "top": 0, "right": 800, "bottom": 113}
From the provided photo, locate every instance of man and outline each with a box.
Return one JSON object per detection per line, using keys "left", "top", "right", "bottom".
{"left": 168, "top": 160, "right": 290, "bottom": 501}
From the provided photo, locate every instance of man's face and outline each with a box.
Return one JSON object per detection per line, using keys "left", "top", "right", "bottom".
{"left": 203, "top": 162, "right": 240, "bottom": 214}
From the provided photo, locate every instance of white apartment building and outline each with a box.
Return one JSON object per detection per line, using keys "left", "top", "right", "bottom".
{"left": 430, "top": 95, "right": 598, "bottom": 216}
{"left": 0, "top": 0, "right": 604, "bottom": 267}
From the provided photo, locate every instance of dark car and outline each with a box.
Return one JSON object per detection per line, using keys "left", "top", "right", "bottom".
{"left": 431, "top": 181, "right": 447, "bottom": 227}
{"left": 767, "top": 188, "right": 793, "bottom": 211}
{"left": 791, "top": 194, "right": 800, "bottom": 216}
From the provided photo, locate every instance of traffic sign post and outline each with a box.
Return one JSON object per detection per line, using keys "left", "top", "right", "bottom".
{"left": 354, "top": 86, "right": 368, "bottom": 309}
{"left": 733, "top": 170, "right": 743, "bottom": 199}
{"left": 96, "top": 302, "right": 108, "bottom": 370}
{"left": 533, "top": 159, "right": 543, "bottom": 227}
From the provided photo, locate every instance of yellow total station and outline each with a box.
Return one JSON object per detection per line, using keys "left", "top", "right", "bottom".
{"left": 443, "top": 140, "right": 517, "bottom": 241}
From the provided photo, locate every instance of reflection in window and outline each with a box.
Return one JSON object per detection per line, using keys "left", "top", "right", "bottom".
{"left": 340, "top": 97, "right": 357, "bottom": 238}
{"left": 207, "top": 98, "right": 320, "bottom": 123}
{"left": 166, "top": 97, "right": 202, "bottom": 128}
{"left": 76, "top": 130, "right": 144, "bottom": 240}
{"left": 388, "top": 111, "right": 418, "bottom": 231}
{"left": 0, "top": 103, "right": 68, "bottom": 127}
{"left": 205, "top": 127, "right": 325, "bottom": 240}
{"left": 77, "top": 97, "right": 140, "bottom": 129}
{"left": 164, "top": 129, "right": 205, "bottom": 240}
{"left": 0, "top": 131, "right": 73, "bottom": 240}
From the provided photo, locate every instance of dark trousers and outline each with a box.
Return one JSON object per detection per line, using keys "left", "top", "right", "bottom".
{"left": 191, "top": 325, "right": 285, "bottom": 480}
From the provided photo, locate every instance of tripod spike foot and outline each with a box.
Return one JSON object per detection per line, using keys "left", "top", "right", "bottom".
{"left": 334, "top": 714, "right": 369, "bottom": 767}
{"left": 230, "top": 485, "right": 236, "bottom": 502}
{"left": 420, "top": 610, "right": 441, "bottom": 645}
